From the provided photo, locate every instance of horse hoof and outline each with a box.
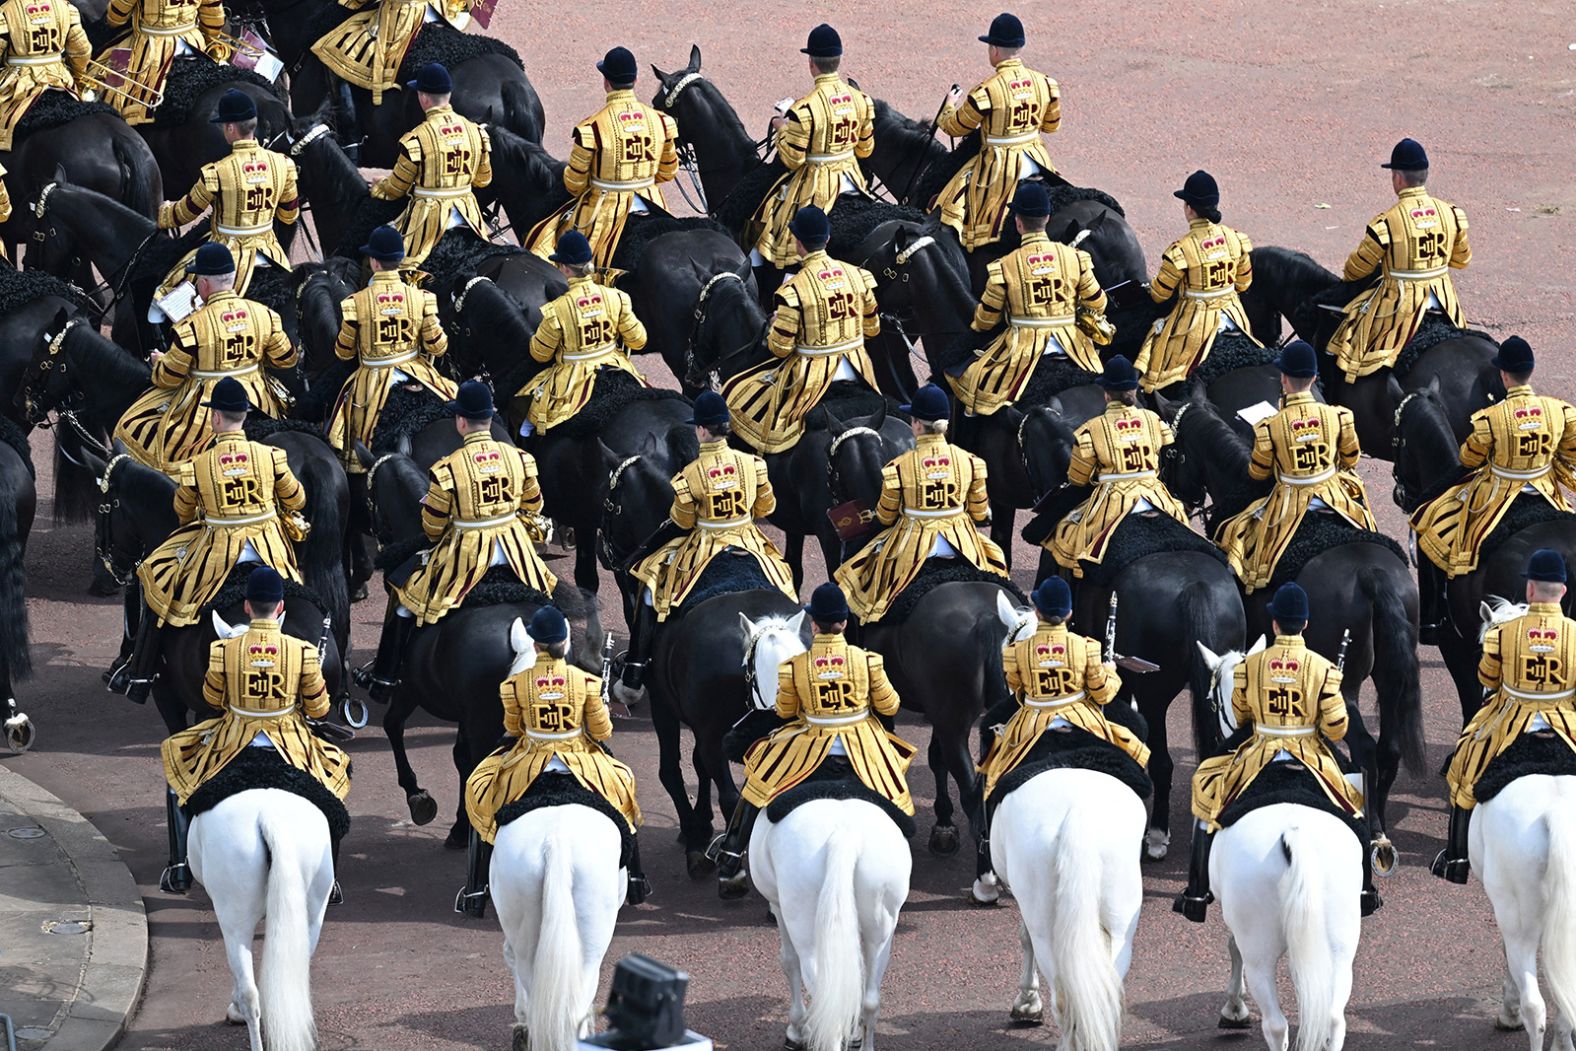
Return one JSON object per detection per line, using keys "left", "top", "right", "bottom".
{"left": 1009, "top": 990, "right": 1044, "bottom": 1025}
{"left": 1218, "top": 1012, "right": 1253, "bottom": 1030}
{"left": 928, "top": 824, "right": 960, "bottom": 857}
{"left": 783, "top": 1038, "right": 807, "bottom": 1051}
{"left": 408, "top": 791, "right": 438, "bottom": 826}
{"left": 87, "top": 574, "right": 121, "bottom": 599}
{"left": 1494, "top": 1011, "right": 1525, "bottom": 1032}
{"left": 351, "top": 581, "right": 369, "bottom": 603}
{"left": 718, "top": 873, "right": 751, "bottom": 900}
{"left": 1372, "top": 836, "right": 1398, "bottom": 876}
{"left": 970, "top": 875, "right": 1001, "bottom": 906}
{"left": 444, "top": 824, "right": 468, "bottom": 851}
{"left": 225, "top": 1002, "right": 248, "bottom": 1025}
{"left": 512, "top": 1023, "right": 530, "bottom": 1051}
{"left": 686, "top": 851, "right": 716, "bottom": 879}
{"left": 1144, "top": 828, "right": 1170, "bottom": 862}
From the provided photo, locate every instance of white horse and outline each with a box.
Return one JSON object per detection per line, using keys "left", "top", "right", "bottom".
{"left": 188, "top": 790, "right": 335, "bottom": 1051}
{"left": 990, "top": 766, "right": 1144, "bottom": 1050}
{"left": 490, "top": 803, "right": 627, "bottom": 1051}
{"left": 741, "top": 610, "right": 810, "bottom": 711}
{"left": 750, "top": 798, "right": 911, "bottom": 1051}
{"left": 1196, "top": 643, "right": 1361, "bottom": 1051}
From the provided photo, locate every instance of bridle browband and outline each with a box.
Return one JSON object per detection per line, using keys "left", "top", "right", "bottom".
{"left": 95, "top": 453, "right": 140, "bottom": 587}
{"left": 684, "top": 269, "right": 747, "bottom": 386}
{"left": 288, "top": 123, "right": 331, "bottom": 157}
{"left": 826, "top": 425, "right": 881, "bottom": 502}
{"left": 661, "top": 71, "right": 704, "bottom": 110}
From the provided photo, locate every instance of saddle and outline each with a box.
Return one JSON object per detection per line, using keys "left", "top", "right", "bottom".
{"left": 150, "top": 58, "right": 285, "bottom": 129}
{"left": 1481, "top": 494, "right": 1576, "bottom": 562}
{"left": 872, "top": 560, "right": 1023, "bottom": 628}
{"left": 985, "top": 723, "right": 1152, "bottom": 818}
{"left": 1184, "top": 330, "right": 1277, "bottom": 389}
{"left": 1475, "top": 730, "right": 1576, "bottom": 804}
{"left": 1215, "top": 750, "right": 1365, "bottom": 843}
{"left": 763, "top": 758, "right": 917, "bottom": 839}
{"left": 495, "top": 771, "right": 633, "bottom": 867}
{"left": 182, "top": 746, "right": 352, "bottom": 839}
{"left": 1391, "top": 315, "right": 1497, "bottom": 378}
{"left": 1268, "top": 512, "right": 1406, "bottom": 590}
{"left": 1075, "top": 513, "right": 1227, "bottom": 591}
{"left": 533, "top": 370, "right": 687, "bottom": 443}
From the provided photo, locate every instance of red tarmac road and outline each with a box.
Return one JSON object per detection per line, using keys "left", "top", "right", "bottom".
{"left": 7, "top": 2, "right": 1576, "bottom": 1047}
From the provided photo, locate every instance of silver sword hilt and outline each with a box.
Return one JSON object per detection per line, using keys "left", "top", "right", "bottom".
{"left": 1105, "top": 590, "right": 1119, "bottom": 664}
{"left": 1335, "top": 628, "right": 1352, "bottom": 673}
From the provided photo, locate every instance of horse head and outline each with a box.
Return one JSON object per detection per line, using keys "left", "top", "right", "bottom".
{"left": 739, "top": 611, "right": 809, "bottom": 711}
{"left": 650, "top": 45, "right": 704, "bottom": 115}
{"left": 826, "top": 418, "right": 894, "bottom": 539}
{"left": 995, "top": 590, "right": 1036, "bottom": 643}
{"left": 599, "top": 450, "right": 671, "bottom": 573}
{"left": 1018, "top": 405, "right": 1076, "bottom": 499}
{"left": 1390, "top": 374, "right": 1454, "bottom": 513}
{"left": 95, "top": 449, "right": 174, "bottom": 588}
{"left": 1195, "top": 635, "right": 1267, "bottom": 739}
{"left": 866, "top": 222, "right": 974, "bottom": 337}
{"left": 1479, "top": 596, "right": 1531, "bottom": 643}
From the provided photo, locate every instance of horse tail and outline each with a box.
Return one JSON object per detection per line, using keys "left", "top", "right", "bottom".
{"left": 1181, "top": 579, "right": 1226, "bottom": 756}
{"left": 805, "top": 828, "right": 865, "bottom": 1051}
{"left": 1048, "top": 805, "right": 1124, "bottom": 1051}
{"left": 1359, "top": 566, "right": 1425, "bottom": 775}
{"left": 51, "top": 434, "right": 100, "bottom": 524}
{"left": 0, "top": 463, "right": 30, "bottom": 680}
{"left": 527, "top": 827, "right": 585, "bottom": 1051}
{"left": 1541, "top": 806, "right": 1576, "bottom": 1028}
{"left": 1278, "top": 826, "right": 1335, "bottom": 1051}
{"left": 257, "top": 806, "right": 317, "bottom": 1051}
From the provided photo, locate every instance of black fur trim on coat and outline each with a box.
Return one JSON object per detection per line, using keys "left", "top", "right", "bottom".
{"left": 182, "top": 746, "right": 351, "bottom": 841}
{"left": 1268, "top": 512, "right": 1407, "bottom": 589}
{"left": 1475, "top": 731, "right": 1576, "bottom": 804}
{"left": 764, "top": 760, "right": 918, "bottom": 839}
{"left": 1077, "top": 514, "right": 1227, "bottom": 591}
{"left": 873, "top": 560, "right": 1023, "bottom": 627}
{"left": 495, "top": 771, "right": 633, "bottom": 867}
{"left": 987, "top": 725, "right": 1152, "bottom": 815}
{"left": 1215, "top": 760, "right": 1365, "bottom": 843}
{"left": 1393, "top": 316, "right": 1498, "bottom": 377}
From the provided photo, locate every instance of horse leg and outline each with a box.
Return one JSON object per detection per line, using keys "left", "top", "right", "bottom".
{"left": 1219, "top": 934, "right": 1252, "bottom": 1028}
{"left": 504, "top": 937, "right": 530, "bottom": 1051}
{"left": 1139, "top": 693, "right": 1173, "bottom": 861}
{"left": 574, "top": 531, "right": 600, "bottom": 594}
{"left": 213, "top": 883, "right": 266, "bottom": 1045}
{"left": 382, "top": 693, "right": 436, "bottom": 825}
{"left": 446, "top": 728, "right": 474, "bottom": 850}
{"left": 779, "top": 922, "right": 809, "bottom": 1051}
{"left": 690, "top": 741, "right": 713, "bottom": 840}
{"left": 925, "top": 735, "right": 959, "bottom": 857}
{"left": 1010, "top": 920, "right": 1044, "bottom": 1024}
{"left": 990, "top": 494, "right": 1015, "bottom": 571}
{"left": 651, "top": 695, "right": 706, "bottom": 873}
{"left": 1240, "top": 939, "right": 1290, "bottom": 1051}
{"left": 153, "top": 688, "right": 191, "bottom": 735}
{"left": 860, "top": 914, "right": 897, "bottom": 1051}
{"left": 1501, "top": 923, "right": 1547, "bottom": 1047}
{"left": 784, "top": 530, "right": 805, "bottom": 592}
{"left": 1440, "top": 630, "right": 1487, "bottom": 725}
{"left": 939, "top": 725, "right": 981, "bottom": 851}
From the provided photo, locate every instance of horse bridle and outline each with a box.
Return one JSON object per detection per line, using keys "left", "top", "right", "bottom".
{"left": 826, "top": 425, "right": 880, "bottom": 505}
{"left": 95, "top": 453, "right": 142, "bottom": 587}
{"left": 1162, "top": 401, "right": 1209, "bottom": 518}
{"left": 453, "top": 274, "right": 493, "bottom": 315}
{"left": 684, "top": 269, "right": 749, "bottom": 387}
{"left": 740, "top": 618, "right": 797, "bottom": 711}
{"left": 1389, "top": 389, "right": 1428, "bottom": 512}
{"left": 597, "top": 455, "right": 644, "bottom": 571}
{"left": 19, "top": 319, "right": 86, "bottom": 426}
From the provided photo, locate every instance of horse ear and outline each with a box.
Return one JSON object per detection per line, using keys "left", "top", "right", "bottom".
{"left": 650, "top": 63, "right": 671, "bottom": 82}
{"left": 509, "top": 616, "right": 529, "bottom": 656}
{"left": 995, "top": 591, "right": 1020, "bottom": 627}
{"left": 1085, "top": 211, "right": 1109, "bottom": 234}
{"left": 738, "top": 613, "right": 756, "bottom": 635}
{"left": 1426, "top": 374, "right": 1442, "bottom": 396}
{"left": 1153, "top": 391, "right": 1178, "bottom": 421}
{"left": 688, "top": 44, "right": 701, "bottom": 71}
{"left": 1195, "top": 641, "right": 1221, "bottom": 672}
{"left": 867, "top": 398, "right": 886, "bottom": 431}
{"left": 824, "top": 406, "right": 848, "bottom": 436}
{"left": 1385, "top": 374, "right": 1405, "bottom": 407}
{"left": 595, "top": 438, "right": 618, "bottom": 467}
{"left": 789, "top": 610, "right": 809, "bottom": 638}
{"left": 1247, "top": 634, "right": 1268, "bottom": 655}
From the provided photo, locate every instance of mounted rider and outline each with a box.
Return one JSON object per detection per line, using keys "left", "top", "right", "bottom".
{"left": 0, "top": 0, "right": 89, "bottom": 150}
{"left": 1134, "top": 170, "right": 1261, "bottom": 394}
{"left": 749, "top": 24, "right": 874, "bottom": 274}
{"left": 1176, "top": 583, "right": 1373, "bottom": 921}
{"left": 834, "top": 384, "right": 1008, "bottom": 624}
{"left": 934, "top": 12, "right": 1061, "bottom": 252}
{"left": 714, "top": 582, "right": 916, "bottom": 898}
{"left": 159, "top": 567, "right": 351, "bottom": 897}
{"left": 1046, "top": 356, "right": 1189, "bottom": 576}
{"left": 116, "top": 243, "right": 296, "bottom": 474}
{"left": 1434, "top": 549, "right": 1576, "bottom": 883}
{"left": 975, "top": 576, "right": 1149, "bottom": 884}
{"left": 369, "top": 63, "right": 493, "bottom": 270}
{"left": 525, "top": 46, "right": 679, "bottom": 270}
{"left": 1326, "top": 138, "right": 1471, "bottom": 383}
{"left": 362, "top": 382, "right": 556, "bottom": 701}
{"left": 947, "top": 181, "right": 1105, "bottom": 440}
{"left": 325, "top": 226, "right": 457, "bottom": 474}
{"left": 311, "top": 0, "right": 473, "bottom": 124}
{"left": 1215, "top": 341, "right": 1376, "bottom": 591}
{"left": 722, "top": 205, "right": 882, "bottom": 455}
{"left": 515, "top": 230, "right": 648, "bottom": 437}
{"left": 1412, "top": 338, "right": 1576, "bottom": 639}
{"left": 115, "top": 378, "right": 308, "bottom": 705}
{"left": 620, "top": 392, "right": 796, "bottom": 697}
{"left": 464, "top": 605, "right": 650, "bottom": 905}
{"left": 153, "top": 90, "right": 299, "bottom": 314}
{"left": 96, "top": 0, "right": 228, "bottom": 125}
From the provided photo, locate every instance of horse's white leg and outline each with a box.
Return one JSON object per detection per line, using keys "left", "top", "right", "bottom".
{"left": 1502, "top": 924, "right": 1547, "bottom": 1047}
{"left": 1240, "top": 946, "right": 1288, "bottom": 1051}
{"left": 215, "top": 899, "right": 265, "bottom": 1046}
{"left": 500, "top": 937, "right": 529, "bottom": 1048}
{"left": 1497, "top": 969, "right": 1525, "bottom": 1031}
{"left": 859, "top": 913, "right": 898, "bottom": 1050}
{"left": 1218, "top": 934, "right": 1251, "bottom": 1029}
{"left": 1010, "top": 920, "right": 1044, "bottom": 1024}
{"left": 778, "top": 918, "right": 808, "bottom": 1050}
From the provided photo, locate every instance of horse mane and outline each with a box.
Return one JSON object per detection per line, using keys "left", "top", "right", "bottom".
{"left": 1046, "top": 183, "right": 1126, "bottom": 219}
{"left": 294, "top": 127, "right": 369, "bottom": 216}
{"left": 869, "top": 99, "right": 949, "bottom": 169}
{"left": 1399, "top": 389, "right": 1464, "bottom": 500}
{"left": 66, "top": 323, "right": 151, "bottom": 392}
{"left": 1186, "top": 330, "right": 1278, "bottom": 387}
{"left": 133, "top": 222, "right": 206, "bottom": 290}
{"left": 486, "top": 124, "right": 566, "bottom": 195}
{"left": 370, "top": 385, "right": 452, "bottom": 456}
{"left": 1252, "top": 245, "right": 1342, "bottom": 307}
{"left": 712, "top": 158, "right": 784, "bottom": 240}
{"left": 668, "top": 75, "right": 754, "bottom": 156}
{"left": 153, "top": 62, "right": 285, "bottom": 129}
{"left": 1480, "top": 597, "right": 1530, "bottom": 642}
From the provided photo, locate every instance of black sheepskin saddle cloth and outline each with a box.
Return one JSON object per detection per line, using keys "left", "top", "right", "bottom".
{"left": 1215, "top": 759, "right": 1364, "bottom": 844}
{"left": 0, "top": 256, "right": 93, "bottom": 317}
{"left": 1014, "top": 355, "right": 1100, "bottom": 409}
{"left": 495, "top": 772, "right": 633, "bottom": 867}
{"left": 872, "top": 560, "right": 1023, "bottom": 628}
{"left": 1078, "top": 513, "right": 1226, "bottom": 590}
{"left": 803, "top": 381, "right": 905, "bottom": 431}
{"left": 15, "top": 92, "right": 117, "bottom": 136}
{"left": 1475, "top": 731, "right": 1576, "bottom": 805}
{"left": 764, "top": 759, "right": 917, "bottom": 839}
{"left": 399, "top": 22, "right": 522, "bottom": 81}
{"left": 986, "top": 725, "right": 1152, "bottom": 815}
{"left": 421, "top": 231, "right": 525, "bottom": 297}
{"left": 1268, "top": 511, "right": 1406, "bottom": 589}
{"left": 369, "top": 384, "right": 454, "bottom": 455}
{"left": 673, "top": 553, "right": 774, "bottom": 616}
{"left": 1186, "top": 331, "right": 1276, "bottom": 389}
{"left": 712, "top": 159, "right": 788, "bottom": 241}
{"left": 153, "top": 58, "right": 284, "bottom": 129}
{"left": 203, "top": 563, "right": 328, "bottom": 618}
{"left": 1482, "top": 495, "right": 1576, "bottom": 561}
{"left": 182, "top": 747, "right": 351, "bottom": 841}
{"left": 608, "top": 215, "right": 725, "bottom": 276}
{"left": 0, "top": 415, "right": 35, "bottom": 478}
{"left": 547, "top": 370, "right": 688, "bottom": 442}
{"left": 244, "top": 416, "right": 329, "bottom": 443}
{"left": 1392, "top": 315, "right": 1497, "bottom": 377}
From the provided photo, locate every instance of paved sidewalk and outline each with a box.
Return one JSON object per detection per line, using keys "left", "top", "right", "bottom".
{"left": 0, "top": 764, "right": 147, "bottom": 1051}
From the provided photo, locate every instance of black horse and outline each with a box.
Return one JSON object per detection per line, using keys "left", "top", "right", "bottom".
{"left": 1239, "top": 245, "right": 1501, "bottom": 454}
{"left": 600, "top": 452, "right": 809, "bottom": 875}
{"left": 285, "top": 118, "right": 369, "bottom": 268}
{"left": 1164, "top": 395, "right": 1426, "bottom": 858}
{"left": 235, "top": 0, "right": 542, "bottom": 167}
{"left": 1392, "top": 382, "right": 1576, "bottom": 722}
{"left": 132, "top": 59, "right": 292, "bottom": 194}
{"left": 0, "top": 423, "right": 36, "bottom": 750}
{"left": 1020, "top": 406, "right": 1248, "bottom": 860}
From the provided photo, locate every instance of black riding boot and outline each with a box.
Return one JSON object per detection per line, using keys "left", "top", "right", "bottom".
{"left": 105, "top": 584, "right": 142, "bottom": 690}
{"left": 620, "top": 601, "right": 656, "bottom": 692}
{"left": 1172, "top": 823, "right": 1215, "bottom": 922}
{"left": 1431, "top": 805, "right": 1472, "bottom": 884}
{"left": 711, "top": 799, "right": 760, "bottom": 900}
{"left": 160, "top": 788, "right": 192, "bottom": 894}
{"left": 625, "top": 833, "right": 651, "bottom": 906}
{"left": 117, "top": 614, "right": 163, "bottom": 705}
{"left": 1418, "top": 559, "right": 1448, "bottom": 645}
{"left": 359, "top": 614, "right": 415, "bottom": 704}
{"left": 328, "top": 834, "right": 344, "bottom": 906}
{"left": 334, "top": 79, "right": 363, "bottom": 164}
{"left": 456, "top": 830, "right": 492, "bottom": 918}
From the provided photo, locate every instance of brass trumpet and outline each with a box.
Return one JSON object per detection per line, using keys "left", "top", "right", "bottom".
{"left": 79, "top": 56, "right": 164, "bottom": 109}
{"left": 208, "top": 30, "right": 267, "bottom": 63}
